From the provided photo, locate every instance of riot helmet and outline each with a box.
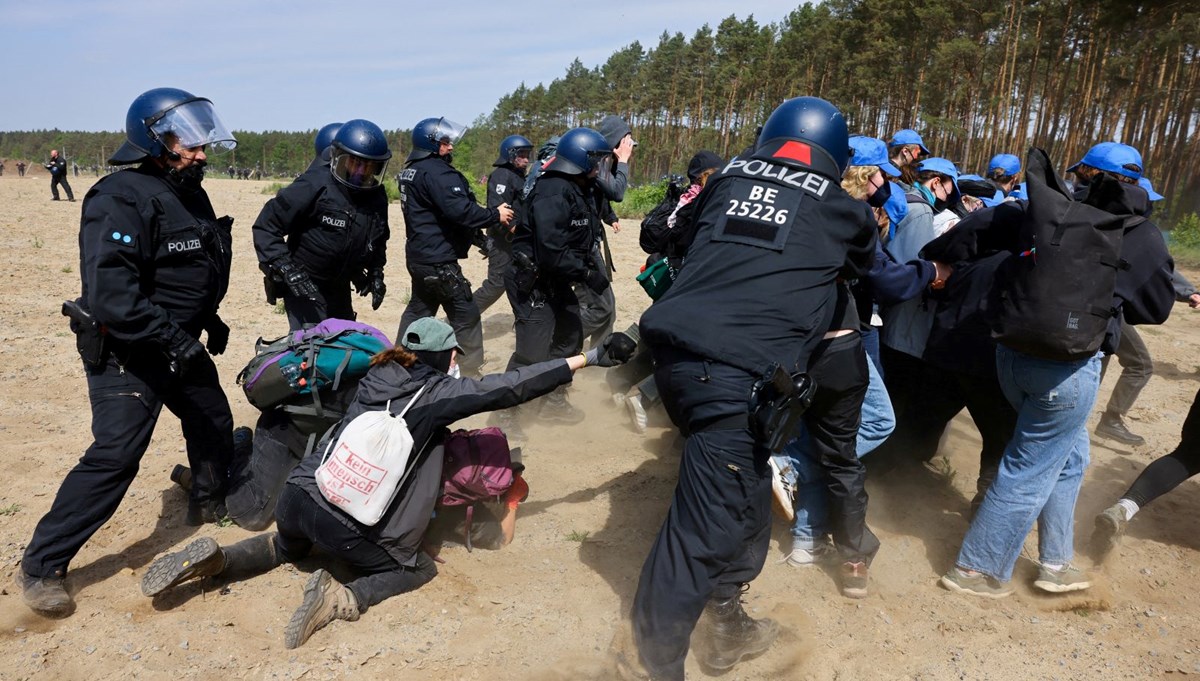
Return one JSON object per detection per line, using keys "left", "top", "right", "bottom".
{"left": 109, "top": 87, "right": 236, "bottom": 165}
{"left": 494, "top": 134, "right": 534, "bottom": 167}
{"left": 544, "top": 127, "right": 612, "bottom": 176}
{"left": 330, "top": 119, "right": 392, "bottom": 189}
{"left": 408, "top": 117, "right": 469, "bottom": 162}
{"left": 756, "top": 96, "right": 851, "bottom": 176}
{"left": 314, "top": 122, "right": 343, "bottom": 157}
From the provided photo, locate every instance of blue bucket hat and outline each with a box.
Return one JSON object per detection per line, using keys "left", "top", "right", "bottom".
{"left": 849, "top": 136, "right": 903, "bottom": 177}
{"left": 988, "top": 153, "right": 1021, "bottom": 177}
{"left": 1138, "top": 177, "right": 1164, "bottom": 201}
{"left": 1068, "top": 142, "right": 1143, "bottom": 180}
{"left": 915, "top": 157, "right": 961, "bottom": 205}
{"left": 889, "top": 129, "right": 930, "bottom": 156}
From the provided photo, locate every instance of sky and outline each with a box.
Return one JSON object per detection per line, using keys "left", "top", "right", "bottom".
{"left": 0, "top": 0, "right": 799, "bottom": 133}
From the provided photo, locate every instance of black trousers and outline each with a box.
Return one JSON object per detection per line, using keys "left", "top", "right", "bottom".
{"left": 575, "top": 245, "right": 615, "bottom": 349}
{"left": 399, "top": 262, "right": 484, "bottom": 374}
{"left": 224, "top": 410, "right": 311, "bottom": 531}
{"left": 473, "top": 226, "right": 514, "bottom": 313}
{"left": 504, "top": 274, "right": 582, "bottom": 370}
{"left": 878, "top": 346, "right": 1015, "bottom": 499}
{"left": 51, "top": 174, "right": 74, "bottom": 200}
{"left": 803, "top": 334, "right": 877, "bottom": 563}
{"left": 23, "top": 350, "right": 233, "bottom": 578}
{"left": 284, "top": 280, "right": 354, "bottom": 331}
{"left": 273, "top": 485, "right": 437, "bottom": 609}
{"left": 1123, "top": 386, "right": 1200, "bottom": 507}
{"left": 632, "top": 351, "right": 771, "bottom": 680}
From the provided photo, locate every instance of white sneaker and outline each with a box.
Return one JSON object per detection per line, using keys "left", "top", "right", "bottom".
{"left": 626, "top": 394, "right": 648, "bottom": 434}
{"left": 768, "top": 458, "right": 795, "bottom": 522}
{"left": 785, "top": 542, "right": 833, "bottom": 567}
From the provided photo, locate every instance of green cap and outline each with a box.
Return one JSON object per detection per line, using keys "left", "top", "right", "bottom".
{"left": 401, "top": 317, "right": 461, "bottom": 352}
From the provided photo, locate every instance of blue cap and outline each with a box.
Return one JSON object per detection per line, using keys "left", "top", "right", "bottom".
{"left": 1068, "top": 142, "right": 1143, "bottom": 180}
{"left": 848, "top": 135, "right": 902, "bottom": 177}
{"left": 1009, "top": 182, "right": 1028, "bottom": 201}
{"left": 988, "top": 153, "right": 1021, "bottom": 177}
{"left": 915, "top": 157, "right": 961, "bottom": 206}
{"left": 883, "top": 181, "right": 908, "bottom": 232}
{"left": 889, "top": 129, "right": 930, "bottom": 156}
{"left": 958, "top": 173, "right": 986, "bottom": 182}
{"left": 980, "top": 190, "right": 1006, "bottom": 208}
{"left": 1138, "top": 177, "right": 1164, "bottom": 201}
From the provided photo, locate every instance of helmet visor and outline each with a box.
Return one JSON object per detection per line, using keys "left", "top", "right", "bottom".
{"left": 149, "top": 98, "right": 236, "bottom": 154}
{"left": 431, "top": 118, "right": 469, "bottom": 146}
{"left": 331, "top": 152, "right": 389, "bottom": 189}
{"left": 585, "top": 149, "right": 612, "bottom": 173}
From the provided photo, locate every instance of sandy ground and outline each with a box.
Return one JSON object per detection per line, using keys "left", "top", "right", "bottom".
{"left": 2, "top": 173, "right": 1200, "bottom": 680}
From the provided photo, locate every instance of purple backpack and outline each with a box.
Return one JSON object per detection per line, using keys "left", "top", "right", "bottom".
{"left": 440, "top": 427, "right": 514, "bottom": 551}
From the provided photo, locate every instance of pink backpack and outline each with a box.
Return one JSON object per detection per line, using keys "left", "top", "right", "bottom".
{"left": 440, "top": 427, "right": 514, "bottom": 550}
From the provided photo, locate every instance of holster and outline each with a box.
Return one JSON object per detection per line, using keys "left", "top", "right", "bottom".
{"left": 748, "top": 363, "right": 818, "bottom": 453}
{"left": 263, "top": 275, "right": 280, "bottom": 305}
{"left": 62, "top": 299, "right": 108, "bottom": 368}
{"left": 512, "top": 250, "right": 538, "bottom": 294}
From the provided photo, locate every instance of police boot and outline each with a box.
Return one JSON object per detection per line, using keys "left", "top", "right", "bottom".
{"left": 489, "top": 406, "right": 527, "bottom": 443}
{"left": 186, "top": 498, "right": 228, "bottom": 526}
{"left": 170, "top": 465, "right": 193, "bottom": 491}
{"left": 142, "top": 537, "right": 227, "bottom": 597}
{"left": 21, "top": 572, "right": 74, "bottom": 617}
{"left": 700, "top": 592, "right": 780, "bottom": 672}
{"left": 284, "top": 569, "right": 360, "bottom": 649}
{"left": 539, "top": 386, "right": 586, "bottom": 426}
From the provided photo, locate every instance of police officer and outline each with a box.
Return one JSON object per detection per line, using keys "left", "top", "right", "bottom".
{"left": 627, "top": 97, "right": 877, "bottom": 679}
{"left": 397, "top": 117, "right": 513, "bottom": 376}
{"left": 501, "top": 127, "right": 612, "bottom": 430}
{"left": 307, "top": 121, "right": 342, "bottom": 173}
{"left": 254, "top": 119, "right": 392, "bottom": 330}
{"left": 45, "top": 148, "right": 75, "bottom": 201}
{"left": 473, "top": 134, "right": 533, "bottom": 313}
{"left": 20, "top": 87, "right": 239, "bottom": 617}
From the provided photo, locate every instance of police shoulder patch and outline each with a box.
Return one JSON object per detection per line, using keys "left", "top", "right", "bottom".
{"left": 106, "top": 230, "right": 137, "bottom": 248}
{"left": 495, "top": 184, "right": 507, "bottom": 194}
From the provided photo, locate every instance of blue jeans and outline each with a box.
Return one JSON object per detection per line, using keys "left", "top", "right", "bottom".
{"left": 955, "top": 345, "right": 1101, "bottom": 581}
{"left": 775, "top": 355, "right": 894, "bottom": 548}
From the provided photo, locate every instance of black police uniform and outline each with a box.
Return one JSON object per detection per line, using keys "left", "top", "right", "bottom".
{"left": 23, "top": 163, "right": 236, "bottom": 581}
{"left": 473, "top": 162, "right": 525, "bottom": 312}
{"left": 253, "top": 162, "right": 389, "bottom": 330}
{"left": 504, "top": 171, "right": 606, "bottom": 372}
{"left": 632, "top": 144, "right": 876, "bottom": 679}
{"left": 396, "top": 154, "right": 499, "bottom": 375}
{"left": 47, "top": 154, "right": 74, "bottom": 201}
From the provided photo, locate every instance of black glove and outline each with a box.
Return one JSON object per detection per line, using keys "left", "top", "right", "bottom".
{"left": 360, "top": 269, "right": 386, "bottom": 310}
{"left": 584, "top": 332, "right": 637, "bottom": 367}
{"left": 584, "top": 269, "right": 610, "bottom": 295}
{"left": 164, "top": 326, "right": 206, "bottom": 377}
{"left": 272, "top": 258, "right": 319, "bottom": 300}
{"left": 205, "top": 315, "right": 230, "bottom": 356}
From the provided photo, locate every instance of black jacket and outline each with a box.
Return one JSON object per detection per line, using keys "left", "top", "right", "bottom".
{"left": 512, "top": 171, "right": 605, "bottom": 284}
{"left": 288, "top": 358, "right": 573, "bottom": 567}
{"left": 78, "top": 164, "right": 232, "bottom": 345}
{"left": 46, "top": 155, "right": 67, "bottom": 177}
{"left": 398, "top": 155, "right": 498, "bottom": 265}
{"left": 252, "top": 164, "right": 389, "bottom": 283}
{"left": 640, "top": 144, "right": 878, "bottom": 375}
{"left": 487, "top": 164, "right": 525, "bottom": 247}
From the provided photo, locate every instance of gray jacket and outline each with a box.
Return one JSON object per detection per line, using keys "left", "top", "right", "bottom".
{"left": 288, "top": 358, "right": 573, "bottom": 566}
{"left": 880, "top": 192, "right": 938, "bottom": 358}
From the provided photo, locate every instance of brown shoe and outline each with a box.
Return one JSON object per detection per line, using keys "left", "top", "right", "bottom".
{"left": 840, "top": 561, "right": 869, "bottom": 599}
{"left": 284, "top": 569, "right": 360, "bottom": 649}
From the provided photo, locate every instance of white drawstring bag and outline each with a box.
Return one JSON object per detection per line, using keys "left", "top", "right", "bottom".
{"left": 316, "top": 384, "right": 427, "bottom": 526}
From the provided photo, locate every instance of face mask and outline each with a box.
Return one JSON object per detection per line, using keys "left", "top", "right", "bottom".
{"left": 866, "top": 178, "right": 892, "bottom": 208}
{"left": 168, "top": 160, "right": 207, "bottom": 191}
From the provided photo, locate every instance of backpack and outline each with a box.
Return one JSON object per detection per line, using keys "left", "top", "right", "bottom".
{"left": 440, "top": 427, "right": 515, "bottom": 551}
{"left": 991, "top": 147, "right": 1142, "bottom": 361}
{"left": 315, "top": 384, "right": 428, "bottom": 526}
{"left": 637, "top": 179, "right": 686, "bottom": 255}
{"left": 237, "top": 319, "right": 391, "bottom": 418}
